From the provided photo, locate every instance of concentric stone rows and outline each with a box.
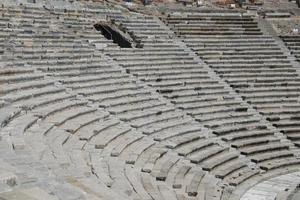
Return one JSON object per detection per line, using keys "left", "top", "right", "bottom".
{"left": 0, "top": 2, "right": 300, "bottom": 200}
{"left": 163, "top": 10, "right": 300, "bottom": 152}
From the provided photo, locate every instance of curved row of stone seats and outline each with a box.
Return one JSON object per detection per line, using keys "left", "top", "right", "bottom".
{"left": 106, "top": 12, "right": 300, "bottom": 178}
{"left": 163, "top": 9, "right": 300, "bottom": 151}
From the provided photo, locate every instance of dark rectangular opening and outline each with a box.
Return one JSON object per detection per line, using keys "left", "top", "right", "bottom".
{"left": 94, "top": 23, "right": 132, "bottom": 48}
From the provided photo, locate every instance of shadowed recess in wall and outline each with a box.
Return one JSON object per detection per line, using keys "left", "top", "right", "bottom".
{"left": 94, "top": 22, "right": 132, "bottom": 48}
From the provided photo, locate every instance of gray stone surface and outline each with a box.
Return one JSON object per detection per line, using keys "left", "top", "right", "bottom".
{"left": 0, "top": 1, "right": 300, "bottom": 200}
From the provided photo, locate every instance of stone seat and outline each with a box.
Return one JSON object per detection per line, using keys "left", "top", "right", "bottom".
{"left": 259, "top": 157, "right": 300, "bottom": 171}
{"left": 138, "top": 116, "right": 193, "bottom": 136}
{"left": 227, "top": 168, "right": 259, "bottom": 186}
{"left": 0, "top": 73, "right": 44, "bottom": 84}
{"left": 64, "top": 78, "right": 131, "bottom": 91}
{"left": 213, "top": 124, "right": 267, "bottom": 136}
{"left": 167, "top": 92, "right": 230, "bottom": 103}
{"left": 101, "top": 128, "right": 144, "bottom": 153}
{"left": 140, "top": 174, "right": 171, "bottom": 200}
{"left": 179, "top": 100, "right": 245, "bottom": 110}
{"left": 217, "top": 68, "right": 295, "bottom": 74}
{"left": 124, "top": 166, "right": 154, "bottom": 200}
{"left": 167, "top": 18, "right": 257, "bottom": 24}
{"left": 130, "top": 111, "right": 184, "bottom": 129}
{"left": 1, "top": 86, "right": 65, "bottom": 103}
{"left": 74, "top": 117, "right": 119, "bottom": 141}
{"left": 201, "top": 151, "right": 240, "bottom": 171}
{"left": 175, "top": 25, "right": 259, "bottom": 30}
{"left": 94, "top": 90, "right": 152, "bottom": 105}
{"left": 117, "top": 105, "right": 175, "bottom": 122}
{"left": 231, "top": 137, "right": 280, "bottom": 148}
{"left": 38, "top": 62, "right": 112, "bottom": 72}
{"left": 185, "top": 168, "right": 206, "bottom": 197}
{"left": 52, "top": 68, "right": 123, "bottom": 78}
{"left": 59, "top": 110, "right": 108, "bottom": 134}
{"left": 142, "top": 147, "right": 168, "bottom": 173}
{"left": 125, "top": 137, "right": 156, "bottom": 165}
{"left": 127, "top": 27, "right": 167, "bottom": 32}
{"left": 222, "top": 129, "right": 274, "bottom": 142}
{"left": 108, "top": 50, "right": 189, "bottom": 57}
{"left": 133, "top": 31, "right": 172, "bottom": 36}
{"left": 1, "top": 113, "right": 39, "bottom": 139}
{"left": 189, "top": 43, "right": 278, "bottom": 48}
{"left": 176, "top": 30, "right": 262, "bottom": 35}
{"left": 0, "top": 106, "right": 22, "bottom": 128}
{"left": 173, "top": 23, "right": 258, "bottom": 28}
{"left": 214, "top": 159, "right": 248, "bottom": 179}
{"left": 45, "top": 106, "right": 97, "bottom": 127}
{"left": 108, "top": 100, "right": 167, "bottom": 115}
{"left": 122, "top": 23, "right": 161, "bottom": 28}
{"left": 165, "top": 129, "right": 203, "bottom": 149}
{"left": 152, "top": 123, "right": 203, "bottom": 142}
{"left": 115, "top": 55, "right": 195, "bottom": 62}
{"left": 190, "top": 106, "right": 245, "bottom": 117}
{"left": 196, "top": 112, "right": 257, "bottom": 126}
{"left": 156, "top": 86, "right": 226, "bottom": 97}
{"left": 203, "top": 117, "right": 261, "bottom": 130}
{"left": 259, "top": 107, "right": 300, "bottom": 115}
{"left": 125, "top": 65, "right": 203, "bottom": 74}
{"left": 202, "top": 54, "right": 287, "bottom": 60}
{"left": 184, "top": 36, "right": 274, "bottom": 42}
{"left": 61, "top": 73, "right": 131, "bottom": 85}
{"left": 176, "top": 139, "right": 215, "bottom": 156}
{"left": 152, "top": 153, "right": 180, "bottom": 181}
{"left": 240, "top": 143, "right": 289, "bottom": 155}
{"left": 237, "top": 85, "right": 300, "bottom": 94}
{"left": 93, "top": 125, "right": 133, "bottom": 150}
{"left": 141, "top": 74, "right": 211, "bottom": 83}
{"left": 249, "top": 150, "right": 294, "bottom": 163}
{"left": 206, "top": 58, "right": 291, "bottom": 64}
{"left": 133, "top": 69, "right": 207, "bottom": 78}
{"left": 101, "top": 95, "right": 160, "bottom": 108}
{"left": 189, "top": 146, "right": 228, "bottom": 164}
{"left": 167, "top": 18, "right": 254, "bottom": 22}
{"left": 218, "top": 60, "right": 284, "bottom": 69}
{"left": 241, "top": 91, "right": 300, "bottom": 100}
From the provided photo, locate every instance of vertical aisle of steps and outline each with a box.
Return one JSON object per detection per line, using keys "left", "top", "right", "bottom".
{"left": 104, "top": 11, "right": 300, "bottom": 199}
{"left": 163, "top": 9, "right": 300, "bottom": 153}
